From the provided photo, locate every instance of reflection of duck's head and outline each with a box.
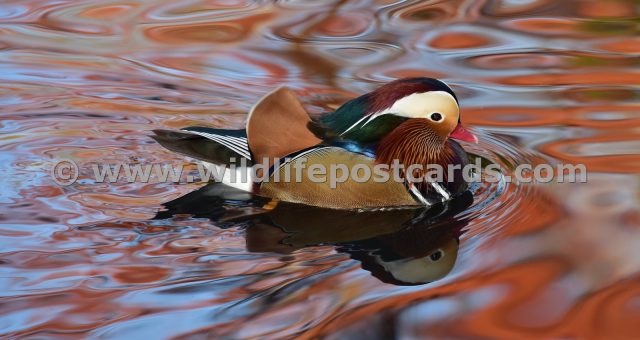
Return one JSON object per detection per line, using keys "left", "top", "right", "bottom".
{"left": 374, "top": 238, "right": 457, "bottom": 284}
{"left": 342, "top": 216, "right": 464, "bottom": 286}
{"left": 353, "top": 237, "right": 458, "bottom": 285}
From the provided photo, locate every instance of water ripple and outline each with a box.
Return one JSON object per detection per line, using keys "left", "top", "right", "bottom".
{"left": 0, "top": 0, "right": 639, "bottom": 338}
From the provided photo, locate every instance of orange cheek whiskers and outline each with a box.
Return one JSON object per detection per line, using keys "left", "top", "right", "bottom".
{"left": 375, "top": 119, "right": 456, "bottom": 191}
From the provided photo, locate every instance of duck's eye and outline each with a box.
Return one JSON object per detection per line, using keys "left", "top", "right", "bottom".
{"left": 429, "top": 250, "right": 443, "bottom": 261}
{"left": 430, "top": 112, "right": 443, "bottom": 122}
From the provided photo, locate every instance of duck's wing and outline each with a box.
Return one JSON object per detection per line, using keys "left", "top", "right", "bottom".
{"left": 246, "top": 87, "right": 322, "bottom": 168}
{"left": 259, "top": 146, "right": 421, "bottom": 209}
{"left": 151, "top": 127, "right": 250, "bottom": 166}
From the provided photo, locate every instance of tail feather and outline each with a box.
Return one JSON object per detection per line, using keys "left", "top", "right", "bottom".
{"left": 182, "top": 126, "right": 251, "bottom": 160}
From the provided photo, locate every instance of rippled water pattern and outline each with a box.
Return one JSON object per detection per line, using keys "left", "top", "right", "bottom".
{"left": 1, "top": 0, "right": 639, "bottom": 338}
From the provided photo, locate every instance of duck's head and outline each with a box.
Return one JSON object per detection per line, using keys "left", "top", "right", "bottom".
{"left": 321, "top": 77, "right": 477, "bottom": 180}
{"left": 324, "top": 77, "right": 477, "bottom": 146}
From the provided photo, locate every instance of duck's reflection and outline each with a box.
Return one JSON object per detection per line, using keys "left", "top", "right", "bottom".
{"left": 154, "top": 183, "right": 472, "bottom": 285}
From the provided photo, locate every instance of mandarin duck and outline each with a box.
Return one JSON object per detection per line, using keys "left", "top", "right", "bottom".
{"left": 152, "top": 77, "right": 477, "bottom": 209}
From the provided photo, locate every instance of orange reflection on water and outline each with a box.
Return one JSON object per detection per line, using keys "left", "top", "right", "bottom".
{"left": 0, "top": 0, "right": 639, "bottom": 338}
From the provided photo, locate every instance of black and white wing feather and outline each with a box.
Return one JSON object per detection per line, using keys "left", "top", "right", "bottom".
{"left": 181, "top": 127, "right": 251, "bottom": 160}
{"left": 151, "top": 127, "right": 251, "bottom": 167}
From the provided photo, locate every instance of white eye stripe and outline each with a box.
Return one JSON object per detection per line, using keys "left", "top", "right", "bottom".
{"left": 339, "top": 91, "right": 459, "bottom": 135}
{"left": 385, "top": 91, "right": 458, "bottom": 119}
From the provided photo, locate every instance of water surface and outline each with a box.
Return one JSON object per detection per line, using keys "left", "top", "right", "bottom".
{"left": 1, "top": 0, "right": 639, "bottom": 338}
